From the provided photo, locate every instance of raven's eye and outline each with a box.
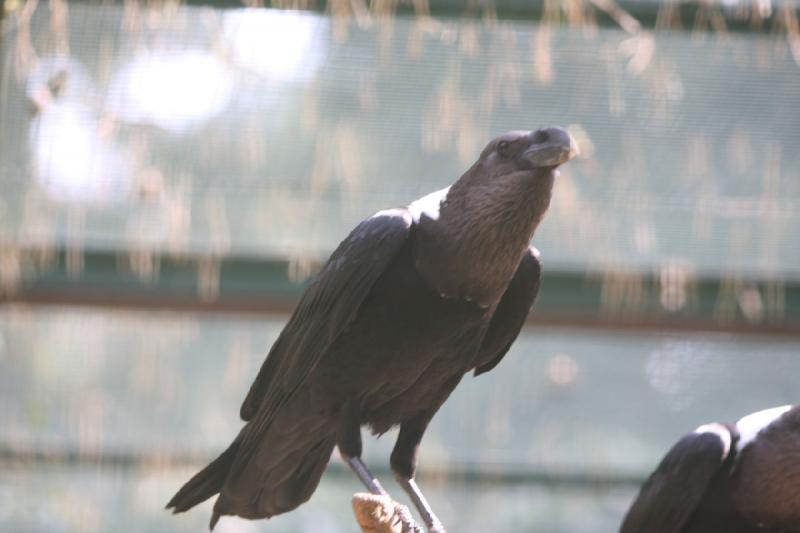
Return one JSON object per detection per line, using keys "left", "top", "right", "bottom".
{"left": 532, "top": 130, "right": 550, "bottom": 144}
{"left": 497, "top": 141, "right": 510, "bottom": 156}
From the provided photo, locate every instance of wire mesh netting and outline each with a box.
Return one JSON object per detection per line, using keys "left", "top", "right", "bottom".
{"left": 3, "top": 306, "right": 799, "bottom": 531}
{"left": 1, "top": 0, "right": 799, "bottom": 531}
{"left": 2, "top": 2, "right": 800, "bottom": 273}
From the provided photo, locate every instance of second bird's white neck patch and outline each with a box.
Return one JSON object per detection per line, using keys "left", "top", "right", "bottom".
{"left": 694, "top": 423, "right": 732, "bottom": 461}
{"left": 408, "top": 186, "right": 450, "bottom": 223}
{"left": 735, "top": 405, "right": 792, "bottom": 452}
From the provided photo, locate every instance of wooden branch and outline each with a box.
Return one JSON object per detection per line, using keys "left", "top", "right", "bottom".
{"left": 352, "top": 492, "right": 423, "bottom": 533}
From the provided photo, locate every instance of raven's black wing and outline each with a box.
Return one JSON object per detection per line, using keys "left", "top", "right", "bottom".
{"left": 168, "top": 211, "right": 412, "bottom": 523}
{"left": 619, "top": 425, "right": 732, "bottom": 533}
{"left": 473, "top": 246, "right": 541, "bottom": 376}
{"left": 238, "top": 209, "right": 412, "bottom": 428}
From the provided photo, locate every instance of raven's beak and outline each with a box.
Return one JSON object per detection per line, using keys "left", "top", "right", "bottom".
{"left": 522, "top": 127, "right": 579, "bottom": 168}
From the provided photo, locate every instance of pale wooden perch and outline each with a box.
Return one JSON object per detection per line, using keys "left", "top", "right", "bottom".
{"left": 352, "top": 492, "right": 423, "bottom": 533}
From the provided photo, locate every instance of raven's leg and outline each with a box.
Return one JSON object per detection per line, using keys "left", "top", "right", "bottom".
{"left": 343, "top": 455, "right": 387, "bottom": 496}
{"left": 391, "top": 411, "right": 446, "bottom": 533}
{"left": 337, "top": 403, "right": 387, "bottom": 496}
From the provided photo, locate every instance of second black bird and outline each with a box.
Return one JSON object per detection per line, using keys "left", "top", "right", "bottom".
{"left": 167, "top": 127, "right": 578, "bottom": 531}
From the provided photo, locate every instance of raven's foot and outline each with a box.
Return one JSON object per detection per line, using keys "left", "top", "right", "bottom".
{"left": 394, "top": 505, "right": 423, "bottom": 533}
{"left": 395, "top": 475, "right": 447, "bottom": 533}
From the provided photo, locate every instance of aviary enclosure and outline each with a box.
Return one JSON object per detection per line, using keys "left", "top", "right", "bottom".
{"left": 0, "top": 0, "right": 798, "bottom": 531}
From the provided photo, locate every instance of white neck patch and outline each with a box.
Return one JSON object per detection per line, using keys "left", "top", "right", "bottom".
{"left": 408, "top": 186, "right": 450, "bottom": 223}
{"left": 694, "top": 423, "right": 732, "bottom": 461}
{"left": 736, "top": 405, "right": 793, "bottom": 452}
{"left": 369, "top": 208, "right": 413, "bottom": 227}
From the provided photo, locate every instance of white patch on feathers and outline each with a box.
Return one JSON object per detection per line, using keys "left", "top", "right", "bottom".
{"left": 369, "top": 208, "right": 413, "bottom": 227}
{"left": 694, "top": 423, "right": 732, "bottom": 461}
{"left": 736, "top": 405, "right": 792, "bottom": 452}
{"left": 408, "top": 187, "right": 450, "bottom": 223}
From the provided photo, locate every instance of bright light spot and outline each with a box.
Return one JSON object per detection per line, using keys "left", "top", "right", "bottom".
{"left": 33, "top": 105, "right": 127, "bottom": 201}
{"left": 222, "top": 9, "right": 326, "bottom": 82}
{"left": 645, "top": 340, "right": 715, "bottom": 411}
{"left": 646, "top": 341, "right": 694, "bottom": 396}
{"left": 27, "top": 57, "right": 130, "bottom": 203}
{"left": 109, "top": 51, "right": 233, "bottom": 134}
{"left": 546, "top": 353, "right": 579, "bottom": 386}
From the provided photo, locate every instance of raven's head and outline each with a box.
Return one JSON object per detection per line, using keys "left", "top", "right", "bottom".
{"left": 450, "top": 127, "right": 578, "bottom": 225}
{"left": 413, "top": 127, "right": 578, "bottom": 305}
{"left": 479, "top": 127, "right": 579, "bottom": 177}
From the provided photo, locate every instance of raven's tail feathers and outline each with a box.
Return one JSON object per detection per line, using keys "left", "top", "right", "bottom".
{"left": 166, "top": 438, "right": 240, "bottom": 518}
{"left": 209, "top": 431, "right": 337, "bottom": 524}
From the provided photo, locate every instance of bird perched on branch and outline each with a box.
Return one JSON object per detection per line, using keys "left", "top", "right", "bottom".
{"left": 620, "top": 405, "right": 800, "bottom": 533}
{"left": 167, "top": 128, "right": 578, "bottom": 532}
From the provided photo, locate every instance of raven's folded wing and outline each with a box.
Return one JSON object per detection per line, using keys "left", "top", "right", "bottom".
{"left": 473, "top": 246, "right": 541, "bottom": 376}
{"left": 235, "top": 210, "right": 413, "bottom": 458}
{"left": 620, "top": 426, "right": 732, "bottom": 533}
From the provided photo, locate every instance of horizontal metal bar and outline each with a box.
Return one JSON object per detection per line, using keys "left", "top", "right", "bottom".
{"left": 1, "top": 247, "right": 798, "bottom": 336}
{"left": 0, "top": 443, "right": 646, "bottom": 489}
{"left": 164, "top": 0, "right": 799, "bottom": 35}
{"left": 18, "top": 0, "right": 794, "bottom": 35}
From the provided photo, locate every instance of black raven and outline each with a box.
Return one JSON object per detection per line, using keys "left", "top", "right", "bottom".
{"left": 620, "top": 405, "right": 800, "bottom": 533}
{"left": 167, "top": 128, "right": 578, "bottom": 531}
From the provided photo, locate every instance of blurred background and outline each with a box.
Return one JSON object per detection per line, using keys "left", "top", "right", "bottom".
{"left": 1, "top": 0, "right": 799, "bottom": 531}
